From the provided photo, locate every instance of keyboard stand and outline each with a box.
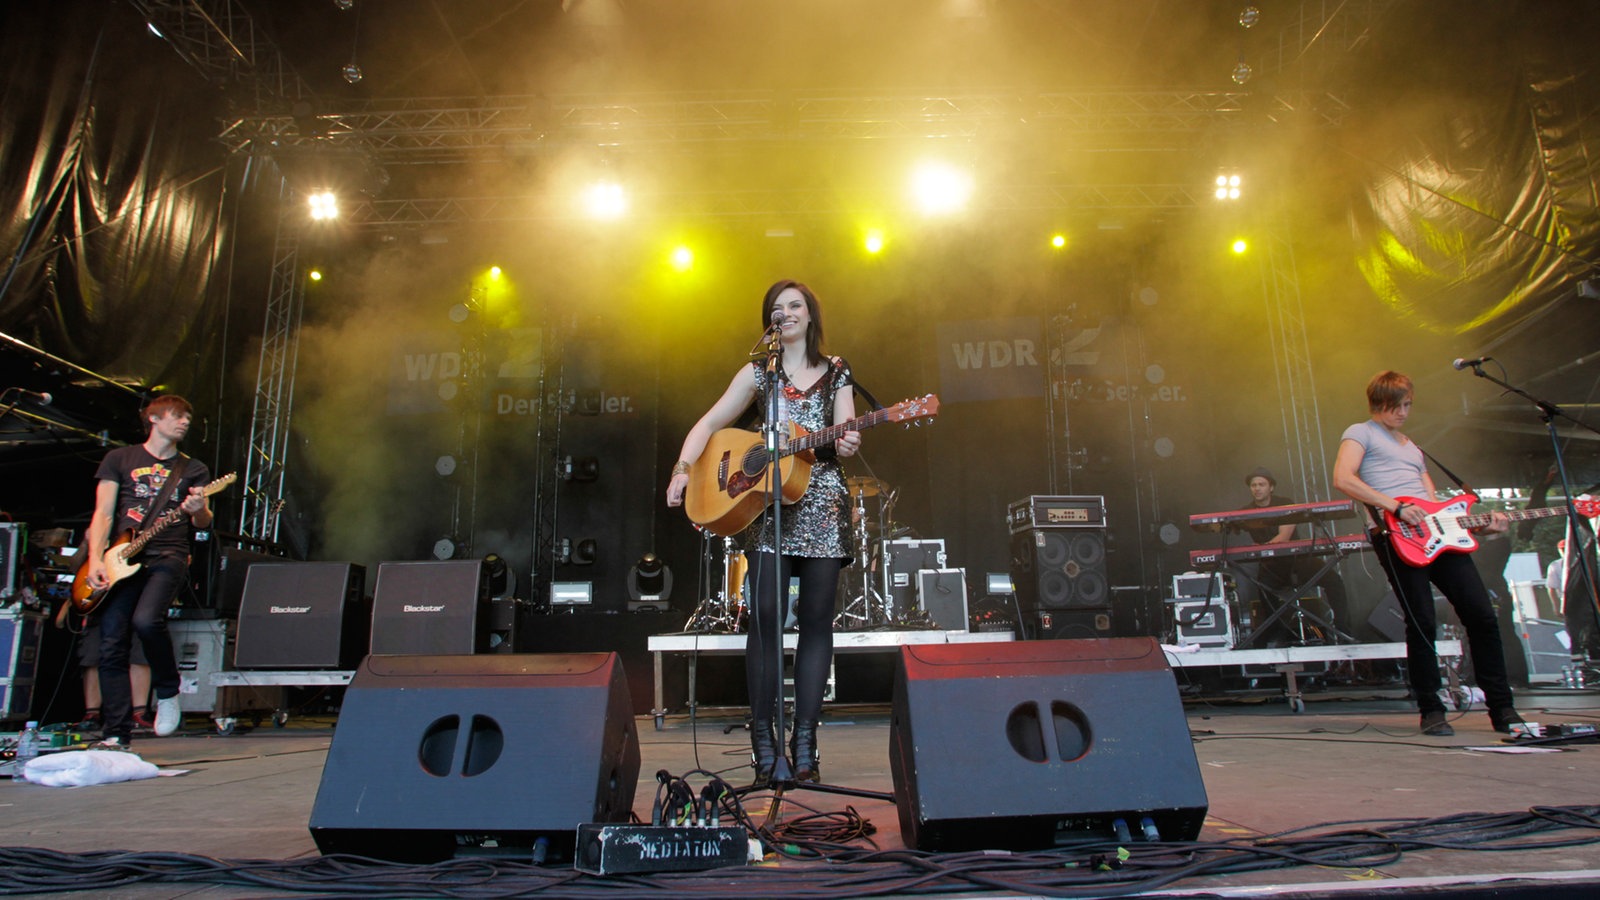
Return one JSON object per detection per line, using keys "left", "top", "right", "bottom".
{"left": 1229, "top": 526, "right": 1359, "bottom": 649}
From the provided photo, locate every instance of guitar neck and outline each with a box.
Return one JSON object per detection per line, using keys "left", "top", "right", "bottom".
{"left": 125, "top": 508, "right": 186, "bottom": 556}
{"left": 1455, "top": 506, "right": 1566, "bottom": 530}
{"left": 791, "top": 407, "right": 896, "bottom": 454}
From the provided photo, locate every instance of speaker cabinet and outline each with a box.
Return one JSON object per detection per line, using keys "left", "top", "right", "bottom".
{"left": 233, "top": 563, "right": 367, "bottom": 670}
{"left": 370, "top": 560, "right": 490, "bottom": 655}
{"left": 309, "top": 652, "right": 640, "bottom": 863}
{"left": 889, "top": 637, "right": 1207, "bottom": 851}
{"left": 1009, "top": 529, "right": 1108, "bottom": 609}
{"left": 1032, "top": 607, "right": 1114, "bottom": 640}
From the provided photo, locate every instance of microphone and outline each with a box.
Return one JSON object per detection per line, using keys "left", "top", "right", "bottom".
{"left": 8, "top": 389, "right": 52, "bottom": 405}
{"left": 1452, "top": 356, "right": 1491, "bottom": 370}
{"left": 769, "top": 308, "right": 787, "bottom": 330}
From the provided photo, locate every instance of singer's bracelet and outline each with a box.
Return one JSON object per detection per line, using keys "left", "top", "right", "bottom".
{"left": 671, "top": 460, "right": 692, "bottom": 477}
{"left": 1393, "top": 501, "right": 1411, "bottom": 515}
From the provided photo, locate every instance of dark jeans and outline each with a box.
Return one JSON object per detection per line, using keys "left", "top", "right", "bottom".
{"left": 1370, "top": 531, "right": 1514, "bottom": 714}
{"left": 745, "top": 553, "right": 845, "bottom": 726}
{"left": 97, "top": 555, "right": 185, "bottom": 741}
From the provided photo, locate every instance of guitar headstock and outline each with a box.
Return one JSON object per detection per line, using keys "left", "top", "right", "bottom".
{"left": 205, "top": 473, "right": 239, "bottom": 495}
{"left": 885, "top": 394, "right": 940, "bottom": 426}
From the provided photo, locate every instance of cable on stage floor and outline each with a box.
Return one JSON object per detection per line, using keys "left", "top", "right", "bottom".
{"left": 2, "top": 804, "right": 1599, "bottom": 898}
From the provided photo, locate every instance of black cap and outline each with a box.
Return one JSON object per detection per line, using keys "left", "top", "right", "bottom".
{"left": 1246, "top": 466, "right": 1275, "bottom": 487}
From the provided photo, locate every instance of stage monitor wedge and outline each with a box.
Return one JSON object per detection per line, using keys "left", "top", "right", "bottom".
{"left": 889, "top": 637, "right": 1207, "bottom": 852}
{"left": 308, "top": 652, "right": 639, "bottom": 863}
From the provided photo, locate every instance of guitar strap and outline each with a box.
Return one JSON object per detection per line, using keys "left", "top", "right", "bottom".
{"left": 144, "top": 454, "right": 193, "bottom": 532}
{"left": 1417, "top": 447, "right": 1474, "bottom": 495}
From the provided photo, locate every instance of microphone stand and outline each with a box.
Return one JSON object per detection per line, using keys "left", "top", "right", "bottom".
{"left": 757, "top": 322, "right": 795, "bottom": 787}
{"left": 1463, "top": 363, "right": 1600, "bottom": 657}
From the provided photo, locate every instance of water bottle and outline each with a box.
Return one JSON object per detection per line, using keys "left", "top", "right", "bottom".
{"left": 13, "top": 721, "right": 40, "bottom": 782}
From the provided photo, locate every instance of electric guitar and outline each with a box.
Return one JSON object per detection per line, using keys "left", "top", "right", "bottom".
{"left": 69, "top": 473, "right": 237, "bottom": 614}
{"left": 1383, "top": 493, "right": 1600, "bottom": 567}
{"left": 684, "top": 395, "right": 939, "bottom": 537}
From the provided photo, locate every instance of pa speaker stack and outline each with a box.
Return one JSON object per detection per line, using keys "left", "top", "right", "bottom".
{"left": 1007, "top": 495, "right": 1112, "bottom": 639}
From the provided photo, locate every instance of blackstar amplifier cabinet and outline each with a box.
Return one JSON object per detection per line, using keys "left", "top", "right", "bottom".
{"left": 1007, "top": 496, "right": 1106, "bottom": 533}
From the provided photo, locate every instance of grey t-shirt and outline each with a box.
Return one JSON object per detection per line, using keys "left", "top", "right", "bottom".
{"left": 1340, "top": 419, "right": 1427, "bottom": 499}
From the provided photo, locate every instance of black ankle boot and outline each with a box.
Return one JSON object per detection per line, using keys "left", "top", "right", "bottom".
{"left": 749, "top": 719, "right": 778, "bottom": 786}
{"left": 790, "top": 721, "right": 820, "bottom": 783}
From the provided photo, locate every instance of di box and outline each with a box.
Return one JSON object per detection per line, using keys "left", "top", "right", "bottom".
{"left": 234, "top": 563, "right": 368, "bottom": 670}
{"left": 1172, "top": 599, "right": 1233, "bottom": 649}
{"left": 309, "top": 652, "right": 639, "bottom": 863}
{"left": 889, "top": 637, "right": 1207, "bottom": 852}
{"left": 370, "top": 559, "right": 490, "bottom": 655}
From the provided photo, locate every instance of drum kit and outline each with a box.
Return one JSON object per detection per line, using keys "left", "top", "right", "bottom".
{"left": 682, "top": 474, "right": 924, "bottom": 634}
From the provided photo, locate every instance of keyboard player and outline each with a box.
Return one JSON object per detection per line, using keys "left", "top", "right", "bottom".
{"left": 1235, "top": 466, "right": 1349, "bottom": 642}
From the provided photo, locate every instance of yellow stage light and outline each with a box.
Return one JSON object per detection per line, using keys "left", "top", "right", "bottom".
{"left": 1232, "top": 238, "right": 1249, "bottom": 254}
{"left": 864, "top": 230, "right": 885, "bottom": 254}
{"left": 583, "top": 182, "right": 628, "bottom": 220}
{"left": 1050, "top": 234, "right": 1068, "bottom": 249}
{"left": 910, "top": 162, "right": 973, "bottom": 215}
{"left": 308, "top": 270, "right": 323, "bottom": 282}
{"left": 670, "top": 245, "right": 694, "bottom": 271}
{"left": 489, "top": 266, "right": 502, "bottom": 280}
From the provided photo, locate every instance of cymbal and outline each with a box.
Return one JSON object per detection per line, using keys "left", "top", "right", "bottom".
{"left": 846, "top": 476, "right": 887, "bottom": 497}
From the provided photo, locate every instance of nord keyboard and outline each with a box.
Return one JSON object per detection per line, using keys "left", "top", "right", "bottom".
{"left": 1189, "top": 533, "right": 1370, "bottom": 567}
{"left": 1188, "top": 499, "right": 1356, "bottom": 533}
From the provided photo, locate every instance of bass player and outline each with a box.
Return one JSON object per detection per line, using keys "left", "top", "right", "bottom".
{"left": 1332, "top": 370, "right": 1522, "bottom": 737}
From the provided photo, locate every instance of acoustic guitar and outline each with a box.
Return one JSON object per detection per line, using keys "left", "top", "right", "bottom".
{"left": 684, "top": 395, "right": 939, "bottom": 537}
{"left": 69, "top": 473, "right": 237, "bottom": 614}
{"left": 1383, "top": 493, "right": 1599, "bottom": 567}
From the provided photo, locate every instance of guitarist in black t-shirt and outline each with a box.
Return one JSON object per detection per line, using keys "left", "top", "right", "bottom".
{"left": 83, "top": 395, "right": 212, "bottom": 748}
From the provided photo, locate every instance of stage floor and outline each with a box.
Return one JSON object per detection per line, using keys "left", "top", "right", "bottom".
{"left": 3, "top": 683, "right": 1600, "bottom": 898}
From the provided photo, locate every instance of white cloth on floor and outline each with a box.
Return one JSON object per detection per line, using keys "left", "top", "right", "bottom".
{"left": 20, "top": 749, "right": 161, "bottom": 787}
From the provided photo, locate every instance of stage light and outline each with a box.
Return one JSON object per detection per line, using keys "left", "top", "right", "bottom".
{"left": 435, "top": 454, "right": 458, "bottom": 477}
{"left": 910, "top": 162, "right": 973, "bottom": 216}
{"left": 864, "top": 230, "right": 885, "bottom": 254}
{"left": 558, "top": 455, "right": 599, "bottom": 482}
{"left": 483, "top": 553, "right": 510, "bottom": 597}
{"left": 334, "top": 0, "right": 355, "bottom": 9}
{"left": 1213, "top": 174, "right": 1242, "bottom": 200}
{"left": 626, "top": 552, "right": 673, "bottom": 610}
{"left": 308, "top": 270, "right": 323, "bottom": 282}
{"left": 558, "top": 537, "right": 598, "bottom": 566}
{"left": 551, "top": 581, "right": 593, "bottom": 606}
{"left": 1050, "top": 234, "right": 1067, "bottom": 250}
{"left": 146, "top": 22, "right": 164, "bottom": 38}
{"left": 1239, "top": 5, "right": 1261, "bottom": 28}
{"left": 341, "top": 62, "right": 363, "bottom": 84}
{"left": 1231, "top": 61, "right": 1253, "bottom": 85}
{"left": 670, "top": 245, "right": 694, "bottom": 271}
{"left": 433, "top": 536, "right": 459, "bottom": 560}
{"left": 1232, "top": 238, "right": 1249, "bottom": 254}
{"left": 307, "top": 191, "right": 338, "bottom": 220}
{"left": 583, "top": 182, "right": 628, "bottom": 220}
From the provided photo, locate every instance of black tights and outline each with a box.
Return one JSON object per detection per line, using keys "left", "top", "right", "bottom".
{"left": 745, "top": 553, "right": 844, "bottom": 725}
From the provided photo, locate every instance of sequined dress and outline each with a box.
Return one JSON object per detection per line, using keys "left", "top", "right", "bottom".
{"left": 743, "top": 357, "right": 852, "bottom": 560}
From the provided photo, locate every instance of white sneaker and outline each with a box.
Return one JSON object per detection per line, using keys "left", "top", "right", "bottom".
{"left": 90, "top": 737, "right": 129, "bottom": 751}
{"left": 154, "top": 695, "right": 183, "bottom": 737}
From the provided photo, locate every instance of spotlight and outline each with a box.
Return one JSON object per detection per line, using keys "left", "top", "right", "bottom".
{"left": 1238, "top": 5, "right": 1261, "bottom": 28}
{"left": 1231, "top": 238, "right": 1249, "bottom": 255}
{"left": 670, "top": 246, "right": 694, "bottom": 271}
{"left": 559, "top": 537, "right": 598, "bottom": 566}
{"left": 435, "top": 454, "right": 458, "bottom": 477}
{"left": 1213, "top": 174, "right": 1242, "bottom": 200}
{"left": 483, "top": 553, "right": 510, "bottom": 597}
{"left": 583, "top": 182, "right": 628, "bottom": 220}
{"left": 863, "top": 230, "right": 885, "bottom": 254}
{"left": 1050, "top": 234, "right": 1067, "bottom": 249}
{"left": 341, "top": 62, "right": 363, "bottom": 84}
{"left": 627, "top": 552, "right": 673, "bottom": 611}
{"left": 910, "top": 162, "right": 973, "bottom": 216}
{"left": 308, "top": 270, "right": 323, "bottom": 282}
{"left": 307, "top": 191, "right": 339, "bottom": 221}
{"left": 1231, "top": 61, "right": 1253, "bottom": 85}
{"left": 558, "top": 455, "right": 599, "bottom": 482}
{"left": 433, "top": 536, "right": 459, "bottom": 560}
